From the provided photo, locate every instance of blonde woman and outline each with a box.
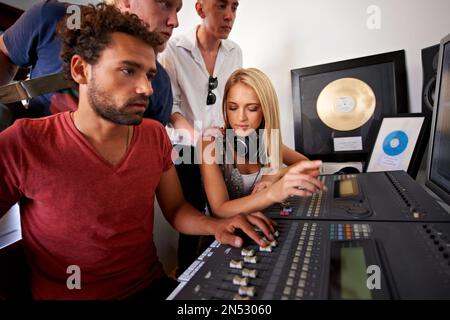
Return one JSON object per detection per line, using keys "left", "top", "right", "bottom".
{"left": 200, "top": 68, "right": 326, "bottom": 218}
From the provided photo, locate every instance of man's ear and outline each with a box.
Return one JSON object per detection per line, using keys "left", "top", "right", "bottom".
{"left": 195, "top": 1, "right": 206, "bottom": 19}
{"left": 70, "top": 55, "right": 89, "bottom": 85}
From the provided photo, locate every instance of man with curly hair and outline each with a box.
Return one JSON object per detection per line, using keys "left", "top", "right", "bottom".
{"left": 0, "top": 0, "right": 181, "bottom": 125}
{"left": 0, "top": 4, "right": 274, "bottom": 300}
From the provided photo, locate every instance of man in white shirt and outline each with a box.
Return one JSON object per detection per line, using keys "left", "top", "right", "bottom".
{"left": 159, "top": 0, "right": 242, "bottom": 275}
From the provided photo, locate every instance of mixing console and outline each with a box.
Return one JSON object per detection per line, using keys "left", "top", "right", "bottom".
{"left": 168, "top": 220, "right": 450, "bottom": 300}
{"left": 265, "top": 171, "right": 450, "bottom": 222}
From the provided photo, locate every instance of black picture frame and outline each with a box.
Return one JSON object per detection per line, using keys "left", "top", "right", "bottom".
{"left": 364, "top": 113, "right": 431, "bottom": 179}
{"left": 291, "top": 50, "right": 408, "bottom": 162}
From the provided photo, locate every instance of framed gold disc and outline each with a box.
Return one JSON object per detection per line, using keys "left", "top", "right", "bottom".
{"left": 316, "top": 77, "right": 376, "bottom": 131}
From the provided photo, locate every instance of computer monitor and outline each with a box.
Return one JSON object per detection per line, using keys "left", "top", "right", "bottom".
{"left": 426, "top": 33, "right": 450, "bottom": 206}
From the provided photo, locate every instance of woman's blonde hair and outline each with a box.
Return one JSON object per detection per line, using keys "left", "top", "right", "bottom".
{"left": 222, "top": 68, "right": 283, "bottom": 169}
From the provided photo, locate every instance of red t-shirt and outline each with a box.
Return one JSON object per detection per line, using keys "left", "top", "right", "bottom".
{"left": 0, "top": 112, "right": 174, "bottom": 299}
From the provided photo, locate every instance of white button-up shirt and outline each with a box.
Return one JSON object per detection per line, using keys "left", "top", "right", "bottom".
{"left": 159, "top": 26, "right": 243, "bottom": 144}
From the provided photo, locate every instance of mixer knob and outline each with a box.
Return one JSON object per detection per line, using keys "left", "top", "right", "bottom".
{"left": 238, "top": 286, "right": 256, "bottom": 297}
{"left": 244, "top": 256, "right": 258, "bottom": 264}
{"left": 232, "top": 275, "right": 249, "bottom": 286}
{"left": 242, "top": 268, "right": 258, "bottom": 278}
{"left": 259, "top": 245, "right": 272, "bottom": 253}
{"left": 230, "top": 260, "right": 244, "bottom": 269}
{"left": 241, "top": 248, "right": 255, "bottom": 256}
{"left": 273, "top": 230, "right": 280, "bottom": 238}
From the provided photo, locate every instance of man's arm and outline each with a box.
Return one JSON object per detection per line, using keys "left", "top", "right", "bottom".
{"left": 0, "top": 35, "right": 19, "bottom": 85}
{"left": 155, "top": 166, "right": 274, "bottom": 247}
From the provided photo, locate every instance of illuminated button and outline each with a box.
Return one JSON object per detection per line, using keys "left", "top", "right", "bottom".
{"left": 306, "top": 246, "right": 312, "bottom": 252}
{"left": 194, "top": 285, "right": 201, "bottom": 293}
{"left": 291, "top": 263, "right": 298, "bottom": 270}
{"left": 305, "top": 252, "right": 311, "bottom": 258}
{"left": 302, "top": 265, "right": 309, "bottom": 272}
{"left": 298, "top": 279, "right": 306, "bottom": 288}
{"left": 413, "top": 212, "right": 420, "bottom": 219}
{"left": 259, "top": 245, "right": 272, "bottom": 253}
{"left": 281, "top": 296, "right": 288, "bottom": 300}
{"left": 244, "top": 256, "right": 258, "bottom": 264}
{"left": 274, "top": 230, "right": 280, "bottom": 238}
{"left": 242, "top": 268, "right": 257, "bottom": 278}
{"left": 283, "top": 287, "right": 292, "bottom": 295}
{"left": 308, "top": 240, "right": 314, "bottom": 246}
{"left": 286, "top": 277, "right": 294, "bottom": 286}
{"left": 294, "top": 251, "right": 300, "bottom": 257}
{"left": 304, "top": 258, "right": 310, "bottom": 264}
{"left": 299, "top": 240, "right": 305, "bottom": 246}
{"left": 293, "top": 257, "right": 299, "bottom": 263}
{"left": 233, "top": 275, "right": 249, "bottom": 286}
{"left": 233, "top": 294, "right": 251, "bottom": 300}
{"left": 230, "top": 260, "right": 244, "bottom": 269}
{"left": 289, "top": 271, "right": 295, "bottom": 278}
{"left": 241, "top": 248, "right": 255, "bottom": 257}
{"left": 296, "top": 288, "right": 304, "bottom": 298}
{"left": 300, "top": 272, "right": 308, "bottom": 279}
{"left": 238, "top": 286, "right": 256, "bottom": 297}
{"left": 269, "top": 240, "right": 278, "bottom": 247}
{"left": 204, "top": 271, "right": 212, "bottom": 279}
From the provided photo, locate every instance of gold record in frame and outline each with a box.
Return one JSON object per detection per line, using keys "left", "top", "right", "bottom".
{"left": 316, "top": 77, "right": 376, "bottom": 131}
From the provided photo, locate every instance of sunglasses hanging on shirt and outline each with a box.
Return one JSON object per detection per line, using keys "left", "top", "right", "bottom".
{"left": 207, "top": 76, "right": 218, "bottom": 105}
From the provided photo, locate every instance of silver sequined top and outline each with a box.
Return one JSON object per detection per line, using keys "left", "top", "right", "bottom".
{"left": 221, "top": 164, "right": 273, "bottom": 199}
